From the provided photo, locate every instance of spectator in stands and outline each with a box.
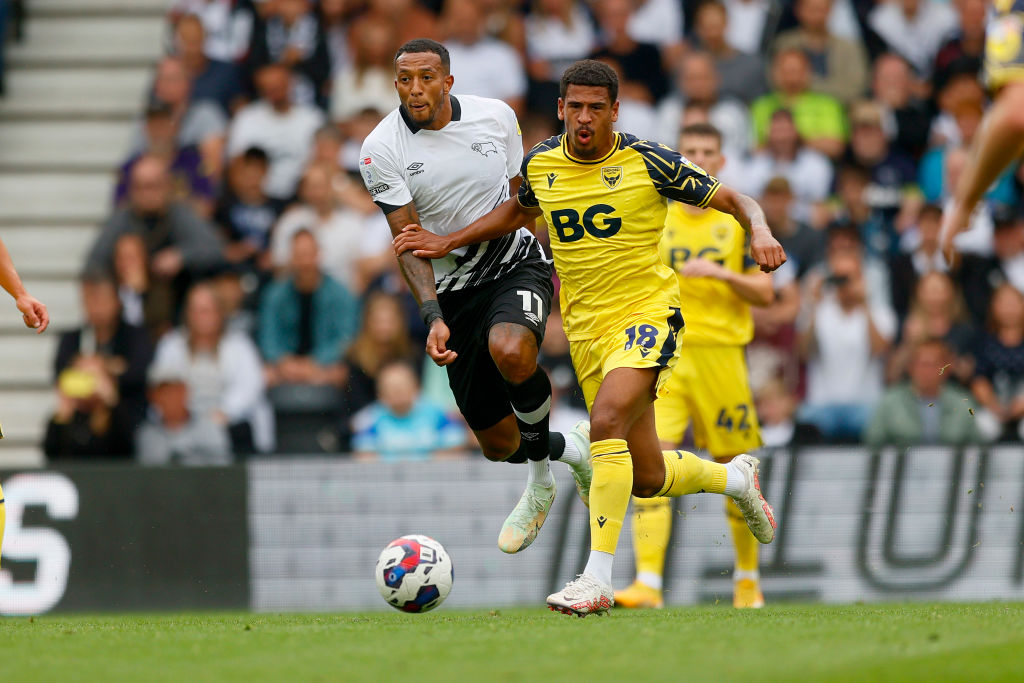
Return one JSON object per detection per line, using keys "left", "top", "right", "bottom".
{"left": 754, "top": 378, "right": 820, "bottom": 447}
{"left": 173, "top": 13, "right": 244, "bottom": 116}
{"left": 749, "top": 261, "right": 803, "bottom": 392}
{"left": 136, "top": 361, "right": 232, "bottom": 466}
{"left": 352, "top": 359, "right": 467, "bottom": 461}
{"left": 932, "top": 0, "right": 985, "bottom": 91}
{"left": 692, "top": 0, "right": 767, "bottom": 105}
{"left": 798, "top": 234, "right": 897, "bottom": 441}
{"left": 354, "top": 0, "right": 439, "bottom": 49}
{"left": 752, "top": 47, "right": 848, "bottom": 159}
{"left": 215, "top": 147, "right": 286, "bottom": 272}
{"left": 590, "top": 0, "right": 668, "bottom": 108}
{"left": 319, "top": 0, "right": 351, "bottom": 78}
{"left": 523, "top": 0, "right": 596, "bottom": 116}
{"left": 260, "top": 230, "right": 358, "bottom": 388}
{"left": 270, "top": 162, "right": 392, "bottom": 294}
{"left": 112, "top": 233, "right": 176, "bottom": 341}
{"left": 152, "top": 282, "right": 274, "bottom": 453}
{"left": 890, "top": 204, "right": 948, "bottom": 321}
{"left": 329, "top": 16, "right": 399, "bottom": 124}
{"left": 343, "top": 291, "right": 419, "bottom": 416}
{"left": 958, "top": 214, "right": 1024, "bottom": 329}
{"left": 0, "top": 0, "right": 8, "bottom": 97}
{"left": 45, "top": 272, "right": 153, "bottom": 460}
{"left": 625, "top": 0, "right": 684, "bottom": 67}
{"left": 739, "top": 109, "right": 834, "bottom": 224}
{"left": 772, "top": 0, "right": 869, "bottom": 106}
{"left": 227, "top": 63, "right": 325, "bottom": 201}
{"left": 442, "top": 0, "right": 526, "bottom": 114}
{"left": 655, "top": 51, "right": 750, "bottom": 156}
{"left": 831, "top": 163, "right": 894, "bottom": 261}
{"left": 168, "top": 0, "right": 254, "bottom": 63}
{"left": 868, "top": 0, "right": 957, "bottom": 77}
{"left": 309, "top": 124, "right": 378, "bottom": 214}
{"left": 887, "top": 271, "right": 974, "bottom": 385}
{"left": 246, "top": 0, "right": 330, "bottom": 108}
{"left": 759, "top": 176, "right": 823, "bottom": 280}
{"left": 972, "top": 283, "right": 1024, "bottom": 442}
{"left": 723, "top": 0, "right": 771, "bottom": 54}
{"left": 869, "top": 53, "right": 931, "bottom": 160}
{"left": 116, "top": 100, "right": 216, "bottom": 218}
{"left": 140, "top": 56, "right": 228, "bottom": 178}
{"left": 939, "top": 146, "right": 996, "bottom": 257}
{"left": 87, "top": 155, "right": 225, "bottom": 308}
{"left": 844, "top": 100, "right": 920, "bottom": 245}
{"left": 865, "top": 338, "right": 981, "bottom": 447}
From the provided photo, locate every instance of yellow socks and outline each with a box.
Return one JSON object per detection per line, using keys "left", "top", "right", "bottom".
{"left": 589, "top": 439, "right": 633, "bottom": 554}
{"left": 632, "top": 496, "right": 671, "bottom": 583}
{"left": 726, "top": 497, "right": 759, "bottom": 573}
{"left": 656, "top": 450, "right": 727, "bottom": 497}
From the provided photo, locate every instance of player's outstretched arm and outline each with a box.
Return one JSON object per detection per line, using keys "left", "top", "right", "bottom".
{"left": 0, "top": 237, "right": 48, "bottom": 333}
{"left": 707, "top": 187, "right": 786, "bottom": 273}
{"left": 394, "top": 197, "right": 542, "bottom": 259}
{"left": 384, "top": 203, "right": 456, "bottom": 366}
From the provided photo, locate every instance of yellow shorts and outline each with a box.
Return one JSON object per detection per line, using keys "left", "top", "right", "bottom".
{"left": 569, "top": 307, "right": 684, "bottom": 411}
{"left": 986, "top": 9, "right": 1024, "bottom": 91}
{"left": 653, "top": 344, "right": 762, "bottom": 456}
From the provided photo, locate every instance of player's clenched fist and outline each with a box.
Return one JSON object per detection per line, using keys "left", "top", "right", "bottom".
{"left": 394, "top": 224, "right": 454, "bottom": 259}
{"left": 749, "top": 228, "right": 786, "bottom": 273}
{"left": 426, "top": 319, "right": 458, "bottom": 366}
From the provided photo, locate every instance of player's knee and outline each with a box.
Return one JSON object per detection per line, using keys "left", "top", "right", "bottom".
{"left": 489, "top": 338, "right": 536, "bottom": 384}
{"left": 477, "top": 432, "right": 519, "bottom": 461}
{"left": 590, "top": 410, "right": 628, "bottom": 441}
{"left": 631, "top": 474, "right": 664, "bottom": 499}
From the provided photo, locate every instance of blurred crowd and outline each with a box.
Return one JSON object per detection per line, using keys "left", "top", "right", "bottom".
{"left": 43, "top": 0, "right": 1024, "bottom": 465}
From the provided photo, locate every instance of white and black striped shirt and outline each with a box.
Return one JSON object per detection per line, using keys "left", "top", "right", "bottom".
{"left": 359, "top": 94, "right": 544, "bottom": 294}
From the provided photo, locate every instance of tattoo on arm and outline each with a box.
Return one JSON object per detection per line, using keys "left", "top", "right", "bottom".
{"left": 385, "top": 203, "right": 439, "bottom": 305}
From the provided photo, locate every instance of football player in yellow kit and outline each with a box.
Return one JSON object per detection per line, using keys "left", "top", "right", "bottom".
{"left": 395, "top": 60, "right": 785, "bottom": 615}
{"left": 615, "top": 123, "right": 774, "bottom": 610}
{"left": 0, "top": 235, "right": 49, "bottom": 567}
{"left": 943, "top": 0, "right": 1024, "bottom": 257}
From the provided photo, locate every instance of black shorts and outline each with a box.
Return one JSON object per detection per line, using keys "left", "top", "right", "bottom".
{"left": 439, "top": 259, "right": 554, "bottom": 431}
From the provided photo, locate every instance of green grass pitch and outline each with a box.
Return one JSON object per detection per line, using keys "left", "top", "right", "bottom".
{"left": 1, "top": 603, "right": 1022, "bottom": 682}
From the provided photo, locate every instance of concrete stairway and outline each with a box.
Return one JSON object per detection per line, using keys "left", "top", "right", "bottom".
{"left": 0, "top": 0, "right": 166, "bottom": 466}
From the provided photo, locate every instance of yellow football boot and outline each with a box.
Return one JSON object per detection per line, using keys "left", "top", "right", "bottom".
{"left": 733, "top": 578, "right": 765, "bottom": 609}
{"left": 613, "top": 581, "right": 664, "bottom": 609}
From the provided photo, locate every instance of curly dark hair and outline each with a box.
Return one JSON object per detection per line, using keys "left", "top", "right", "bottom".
{"left": 395, "top": 38, "right": 450, "bottom": 73}
{"left": 559, "top": 59, "right": 618, "bottom": 102}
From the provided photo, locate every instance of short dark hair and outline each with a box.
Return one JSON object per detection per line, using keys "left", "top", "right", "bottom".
{"left": 918, "top": 203, "right": 943, "bottom": 223}
{"left": 559, "top": 59, "right": 618, "bottom": 103}
{"left": 241, "top": 146, "right": 269, "bottom": 165}
{"left": 395, "top": 38, "right": 450, "bottom": 73}
{"left": 680, "top": 122, "right": 722, "bottom": 146}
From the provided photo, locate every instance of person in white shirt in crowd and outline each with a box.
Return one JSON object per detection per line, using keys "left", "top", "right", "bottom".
{"left": 691, "top": 0, "right": 767, "bottom": 105}
{"left": 270, "top": 162, "right": 392, "bottom": 294}
{"left": 227, "top": 63, "right": 325, "bottom": 201}
{"left": 798, "top": 226, "right": 897, "bottom": 441}
{"left": 442, "top": 0, "right": 527, "bottom": 116}
{"left": 168, "top": 0, "right": 253, "bottom": 63}
{"left": 524, "top": 0, "right": 596, "bottom": 111}
{"left": 329, "top": 16, "right": 401, "bottom": 124}
{"left": 152, "top": 282, "right": 274, "bottom": 453}
{"left": 625, "top": 0, "right": 684, "bottom": 68}
{"left": 868, "top": 0, "right": 958, "bottom": 76}
{"left": 723, "top": 0, "right": 771, "bottom": 54}
{"left": 656, "top": 51, "right": 751, "bottom": 160}
{"left": 736, "top": 108, "right": 833, "bottom": 225}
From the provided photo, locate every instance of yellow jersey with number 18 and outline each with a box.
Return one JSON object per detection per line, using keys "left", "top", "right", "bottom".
{"left": 659, "top": 204, "right": 757, "bottom": 346}
{"left": 517, "top": 132, "right": 721, "bottom": 341}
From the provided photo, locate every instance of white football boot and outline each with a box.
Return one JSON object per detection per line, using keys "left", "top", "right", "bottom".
{"left": 498, "top": 480, "right": 556, "bottom": 553}
{"left": 565, "top": 420, "right": 593, "bottom": 506}
{"left": 731, "top": 454, "right": 776, "bottom": 544}
{"left": 547, "top": 574, "right": 614, "bottom": 617}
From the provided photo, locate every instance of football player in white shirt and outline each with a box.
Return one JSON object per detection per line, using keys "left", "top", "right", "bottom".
{"left": 359, "top": 39, "right": 592, "bottom": 554}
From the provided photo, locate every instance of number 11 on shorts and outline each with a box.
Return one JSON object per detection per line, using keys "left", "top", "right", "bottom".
{"left": 517, "top": 289, "right": 544, "bottom": 318}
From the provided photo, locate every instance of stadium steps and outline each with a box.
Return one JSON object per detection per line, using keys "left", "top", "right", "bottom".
{"left": 0, "top": 3, "right": 163, "bottom": 466}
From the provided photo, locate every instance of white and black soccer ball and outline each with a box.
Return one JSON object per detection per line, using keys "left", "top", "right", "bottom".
{"left": 375, "top": 535, "right": 454, "bottom": 613}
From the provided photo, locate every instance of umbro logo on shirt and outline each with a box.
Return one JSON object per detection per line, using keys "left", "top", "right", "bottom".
{"left": 547, "top": 172, "right": 557, "bottom": 188}
{"left": 407, "top": 162, "right": 425, "bottom": 176}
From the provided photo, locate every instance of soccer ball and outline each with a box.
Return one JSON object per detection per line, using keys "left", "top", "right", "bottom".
{"left": 375, "top": 535, "right": 454, "bottom": 613}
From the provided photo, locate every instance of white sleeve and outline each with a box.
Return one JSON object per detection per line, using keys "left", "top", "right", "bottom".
{"left": 221, "top": 335, "right": 267, "bottom": 422}
{"left": 358, "top": 135, "right": 413, "bottom": 209}
{"left": 226, "top": 109, "right": 255, "bottom": 158}
{"left": 502, "top": 105, "right": 524, "bottom": 180}
{"left": 869, "top": 302, "right": 897, "bottom": 343}
{"left": 270, "top": 209, "right": 302, "bottom": 269}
